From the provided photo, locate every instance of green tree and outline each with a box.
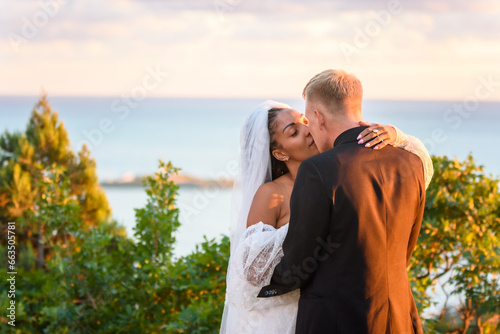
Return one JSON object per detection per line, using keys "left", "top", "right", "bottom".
{"left": 0, "top": 94, "right": 113, "bottom": 269}
{"left": 134, "top": 161, "right": 181, "bottom": 265}
{"left": 410, "top": 155, "right": 500, "bottom": 334}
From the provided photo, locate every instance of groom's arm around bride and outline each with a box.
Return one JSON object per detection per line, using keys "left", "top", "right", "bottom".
{"left": 258, "top": 69, "right": 425, "bottom": 334}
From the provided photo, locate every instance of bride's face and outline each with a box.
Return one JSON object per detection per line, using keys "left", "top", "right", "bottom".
{"left": 271, "top": 109, "right": 320, "bottom": 162}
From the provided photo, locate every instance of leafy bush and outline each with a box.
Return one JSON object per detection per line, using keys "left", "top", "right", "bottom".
{"left": 410, "top": 155, "right": 500, "bottom": 333}
{"left": 1, "top": 160, "right": 230, "bottom": 333}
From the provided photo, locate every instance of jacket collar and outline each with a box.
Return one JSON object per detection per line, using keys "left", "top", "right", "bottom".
{"left": 333, "top": 126, "right": 369, "bottom": 147}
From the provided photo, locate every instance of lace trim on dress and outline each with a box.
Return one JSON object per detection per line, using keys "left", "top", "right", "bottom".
{"left": 227, "top": 222, "right": 300, "bottom": 311}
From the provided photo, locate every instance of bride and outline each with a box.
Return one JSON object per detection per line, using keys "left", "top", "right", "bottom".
{"left": 220, "top": 100, "right": 433, "bottom": 334}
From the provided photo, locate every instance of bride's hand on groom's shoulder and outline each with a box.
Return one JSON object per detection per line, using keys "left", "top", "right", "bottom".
{"left": 357, "top": 121, "right": 397, "bottom": 150}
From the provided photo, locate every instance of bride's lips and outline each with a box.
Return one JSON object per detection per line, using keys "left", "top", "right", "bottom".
{"left": 309, "top": 138, "right": 315, "bottom": 147}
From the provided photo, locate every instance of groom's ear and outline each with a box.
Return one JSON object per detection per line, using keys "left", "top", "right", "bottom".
{"left": 314, "top": 110, "right": 326, "bottom": 130}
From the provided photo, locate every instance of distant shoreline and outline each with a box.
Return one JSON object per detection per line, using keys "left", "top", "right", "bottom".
{"left": 100, "top": 173, "right": 233, "bottom": 189}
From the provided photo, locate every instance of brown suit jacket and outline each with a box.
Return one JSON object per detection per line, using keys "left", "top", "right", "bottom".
{"left": 258, "top": 126, "right": 425, "bottom": 334}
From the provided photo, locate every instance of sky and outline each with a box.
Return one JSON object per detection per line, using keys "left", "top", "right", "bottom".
{"left": 1, "top": 0, "right": 500, "bottom": 100}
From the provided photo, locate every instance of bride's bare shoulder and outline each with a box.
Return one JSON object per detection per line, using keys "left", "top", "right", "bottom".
{"left": 257, "top": 179, "right": 283, "bottom": 194}
{"left": 247, "top": 181, "right": 286, "bottom": 228}
{"left": 255, "top": 177, "right": 290, "bottom": 202}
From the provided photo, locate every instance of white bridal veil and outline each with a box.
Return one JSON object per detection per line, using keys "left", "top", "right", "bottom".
{"left": 220, "top": 100, "right": 292, "bottom": 333}
{"left": 228, "top": 100, "right": 291, "bottom": 253}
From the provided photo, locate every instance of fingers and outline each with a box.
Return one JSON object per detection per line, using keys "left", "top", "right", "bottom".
{"left": 358, "top": 131, "right": 378, "bottom": 144}
{"left": 357, "top": 125, "right": 387, "bottom": 144}
{"left": 357, "top": 129, "right": 372, "bottom": 141}
{"left": 368, "top": 133, "right": 391, "bottom": 149}
{"left": 373, "top": 135, "right": 391, "bottom": 150}
{"left": 357, "top": 122, "right": 394, "bottom": 150}
{"left": 357, "top": 122, "right": 381, "bottom": 141}
{"left": 357, "top": 121, "right": 377, "bottom": 138}
{"left": 361, "top": 131, "right": 391, "bottom": 149}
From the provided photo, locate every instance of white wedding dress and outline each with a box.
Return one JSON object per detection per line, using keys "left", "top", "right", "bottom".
{"left": 221, "top": 222, "right": 300, "bottom": 334}
{"left": 220, "top": 100, "right": 434, "bottom": 334}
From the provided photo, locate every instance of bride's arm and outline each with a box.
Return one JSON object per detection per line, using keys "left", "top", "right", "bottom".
{"left": 390, "top": 131, "right": 434, "bottom": 189}
{"left": 233, "top": 181, "right": 288, "bottom": 286}
{"left": 236, "top": 223, "right": 288, "bottom": 286}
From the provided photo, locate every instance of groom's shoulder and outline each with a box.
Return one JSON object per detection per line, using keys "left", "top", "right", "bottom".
{"left": 304, "top": 143, "right": 417, "bottom": 171}
{"left": 306, "top": 147, "right": 343, "bottom": 165}
{"left": 301, "top": 148, "right": 343, "bottom": 174}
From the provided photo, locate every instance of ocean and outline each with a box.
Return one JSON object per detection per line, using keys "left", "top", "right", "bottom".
{"left": 1, "top": 96, "right": 499, "bottom": 258}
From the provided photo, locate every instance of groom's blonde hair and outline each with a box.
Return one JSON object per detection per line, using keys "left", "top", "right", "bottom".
{"left": 302, "top": 69, "right": 363, "bottom": 112}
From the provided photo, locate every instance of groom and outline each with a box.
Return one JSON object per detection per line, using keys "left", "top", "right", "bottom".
{"left": 258, "top": 69, "right": 425, "bottom": 334}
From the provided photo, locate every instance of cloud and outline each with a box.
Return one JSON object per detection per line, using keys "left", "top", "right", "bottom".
{"left": 1, "top": 0, "right": 499, "bottom": 100}
{"left": 3, "top": 0, "right": 499, "bottom": 43}
{"left": 131, "top": 0, "right": 500, "bottom": 13}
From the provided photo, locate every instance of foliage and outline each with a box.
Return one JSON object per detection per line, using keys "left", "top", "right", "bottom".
{"left": 409, "top": 155, "right": 500, "bottom": 334}
{"left": 0, "top": 158, "right": 230, "bottom": 333}
{"left": 0, "top": 96, "right": 230, "bottom": 333}
{"left": 164, "top": 235, "right": 229, "bottom": 334}
{"left": 134, "top": 161, "right": 181, "bottom": 264}
{"left": 0, "top": 94, "right": 113, "bottom": 270}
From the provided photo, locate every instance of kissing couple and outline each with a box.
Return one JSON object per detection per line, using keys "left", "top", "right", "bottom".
{"left": 220, "top": 69, "right": 433, "bottom": 334}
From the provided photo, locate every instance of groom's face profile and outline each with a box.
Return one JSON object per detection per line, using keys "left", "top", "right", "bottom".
{"left": 304, "top": 97, "right": 329, "bottom": 153}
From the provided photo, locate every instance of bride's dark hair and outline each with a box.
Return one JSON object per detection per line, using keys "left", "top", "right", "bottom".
{"left": 268, "top": 107, "right": 290, "bottom": 180}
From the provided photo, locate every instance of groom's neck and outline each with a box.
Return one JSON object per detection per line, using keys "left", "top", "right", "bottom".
{"left": 327, "top": 118, "right": 362, "bottom": 148}
{"left": 322, "top": 101, "right": 363, "bottom": 150}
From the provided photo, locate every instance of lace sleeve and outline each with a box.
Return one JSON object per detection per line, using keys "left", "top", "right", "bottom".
{"left": 389, "top": 126, "right": 434, "bottom": 189}
{"left": 233, "top": 222, "right": 288, "bottom": 287}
